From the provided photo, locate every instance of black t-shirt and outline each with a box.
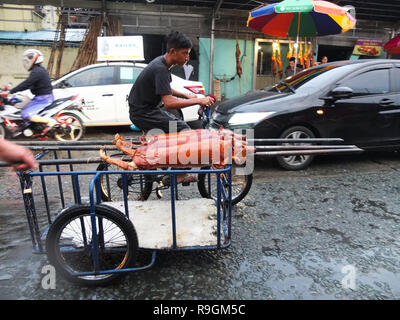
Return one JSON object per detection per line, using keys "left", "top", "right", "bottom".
{"left": 128, "top": 55, "right": 172, "bottom": 116}
{"left": 10, "top": 64, "right": 53, "bottom": 96}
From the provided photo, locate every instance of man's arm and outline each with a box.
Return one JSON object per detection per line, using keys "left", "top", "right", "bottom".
{"left": 171, "top": 88, "right": 192, "bottom": 100}
{"left": 161, "top": 94, "right": 214, "bottom": 110}
{"left": 9, "top": 70, "right": 37, "bottom": 94}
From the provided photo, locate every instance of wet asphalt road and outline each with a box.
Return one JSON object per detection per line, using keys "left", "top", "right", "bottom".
{"left": 1, "top": 126, "right": 400, "bottom": 300}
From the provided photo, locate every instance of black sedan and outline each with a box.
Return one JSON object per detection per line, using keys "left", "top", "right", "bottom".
{"left": 210, "top": 59, "right": 400, "bottom": 170}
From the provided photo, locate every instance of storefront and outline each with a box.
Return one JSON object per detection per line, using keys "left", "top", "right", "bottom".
{"left": 252, "top": 38, "right": 317, "bottom": 91}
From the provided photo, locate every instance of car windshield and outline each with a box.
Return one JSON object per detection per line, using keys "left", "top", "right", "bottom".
{"left": 267, "top": 61, "right": 355, "bottom": 93}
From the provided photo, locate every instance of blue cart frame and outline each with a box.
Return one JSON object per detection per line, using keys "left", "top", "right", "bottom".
{"left": 18, "top": 147, "right": 233, "bottom": 284}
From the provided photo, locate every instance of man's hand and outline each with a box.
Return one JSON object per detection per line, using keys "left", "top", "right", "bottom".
{"left": 0, "top": 139, "right": 38, "bottom": 172}
{"left": 199, "top": 96, "right": 215, "bottom": 107}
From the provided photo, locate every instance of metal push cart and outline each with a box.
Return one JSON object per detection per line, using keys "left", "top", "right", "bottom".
{"left": 16, "top": 140, "right": 234, "bottom": 286}
{"left": 10, "top": 137, "right": 362, "bottom": 286}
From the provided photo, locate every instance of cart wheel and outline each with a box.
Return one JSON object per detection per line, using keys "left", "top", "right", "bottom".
{"left": 46, "top": 204, "right": 138, "bottom": 286}
{"left": 96, "top": 155, "right": 153, "bottom": 201}
{"left": 197, "top": 165, "right": 253, "bottom": 206}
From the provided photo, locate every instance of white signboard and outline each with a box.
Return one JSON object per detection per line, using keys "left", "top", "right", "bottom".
{"left": 41, "top": 5, "right": 58, "bottom": 29}
{"left": 97, "top": 36, "right": 145, "bottom": 61}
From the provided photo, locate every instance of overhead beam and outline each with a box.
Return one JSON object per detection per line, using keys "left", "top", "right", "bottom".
{"left": 2, "top": 0, "right": 103, "bottom": 9}
{"left": 1, "top": 0, "right": 253, "bottom": 18}
{"left": 1, "top": 0, "right": 398, "bottom": 24}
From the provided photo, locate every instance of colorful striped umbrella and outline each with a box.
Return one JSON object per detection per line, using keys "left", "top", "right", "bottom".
{"left": 247, "top": 0, "right": 356, "bottom": 75}
{"left": 384, "top": 34, "right": 400, "bottom": 54}
{"left": 247, "top": 0, "right": 356, "bottom": 38}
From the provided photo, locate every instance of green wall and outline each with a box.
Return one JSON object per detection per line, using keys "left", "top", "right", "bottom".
{"left": 199, "top": 38, "right": 254, "bottom": 99}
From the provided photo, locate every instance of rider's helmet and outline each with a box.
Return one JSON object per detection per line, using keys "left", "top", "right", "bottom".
{"left": 22, "top": 49, "right": 44, "bottom": 71}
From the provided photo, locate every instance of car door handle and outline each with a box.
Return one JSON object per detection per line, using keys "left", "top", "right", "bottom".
{"left": 379, "top": 98, "right": 394, "bottom": 106}
{"left": 102, "top": 93, "right": 114, "bottom": 97}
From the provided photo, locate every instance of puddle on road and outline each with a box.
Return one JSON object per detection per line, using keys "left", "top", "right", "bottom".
{"left": 262, "top": 256, "right": 318, "bottom": 299}
{"left": 235, "top": 248, "right": 400, "bottom": 299}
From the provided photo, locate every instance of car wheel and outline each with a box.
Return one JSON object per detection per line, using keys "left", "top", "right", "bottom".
{"left": 276, "top": 126, "right": 315, "bottom": 170}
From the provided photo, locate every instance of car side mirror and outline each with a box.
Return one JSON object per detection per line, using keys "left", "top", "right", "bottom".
{"left": 55, "top": 80, "right": 69, "bottom": 89}
{"left": 330, "top": 87, "right": 354, "bottom": 100}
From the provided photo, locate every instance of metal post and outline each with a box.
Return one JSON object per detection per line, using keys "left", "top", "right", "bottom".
{"left": 209, "top": 12, "right": 215, "bottom": 95}
{"left": 170, "top": 173, "right": 177, "bottom": 249}
{"left": 209, "top": 0, "right": 224, "bottom": 94}
{"left": 294, "top": 13, "right": 301, "bottom": 75}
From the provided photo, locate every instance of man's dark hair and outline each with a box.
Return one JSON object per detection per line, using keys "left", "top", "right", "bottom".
{"left": 166, "top": 30, "right": 192, "bottom": 52}
{"left": 289, "top": 57, "right": 296, "bottom": 62}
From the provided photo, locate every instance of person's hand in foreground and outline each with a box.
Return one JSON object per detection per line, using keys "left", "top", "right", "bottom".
{"left": 0, "top": 138, "right": 38, "bottom": 171}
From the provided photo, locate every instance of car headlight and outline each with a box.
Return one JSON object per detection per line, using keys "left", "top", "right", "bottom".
{"left": 228, "top": 112, "right": 276, "bottom": 126}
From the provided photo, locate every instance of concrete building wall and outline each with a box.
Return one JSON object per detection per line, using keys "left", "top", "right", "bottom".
{"left": 0, "top": 4, "right": 43, "bottom": 32}
{"left": 0, "top": 44, "right": 79, "bottom": 86}
{"left": 0, "top": 4, "right": 80, "bottom": 86}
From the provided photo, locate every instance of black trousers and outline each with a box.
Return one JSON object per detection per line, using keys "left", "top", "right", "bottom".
{"left": 130, "top": 106, "right": 190, "bottom": 134}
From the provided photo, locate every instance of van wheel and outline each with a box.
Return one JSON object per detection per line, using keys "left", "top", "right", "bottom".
{"left": 276, "top": 126, "right": 315, "bottom": 170}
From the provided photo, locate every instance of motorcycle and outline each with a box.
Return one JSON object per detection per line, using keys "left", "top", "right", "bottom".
{"left": 0, "top": 85, "right": 87, "bottom": 141}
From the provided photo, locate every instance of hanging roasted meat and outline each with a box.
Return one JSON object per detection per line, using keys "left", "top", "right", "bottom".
{"left": 304, "top": 38, "right": 310, "bottom": 69}
{"left": 276, "top": 40, "right": 283, "bottom": 79}
{"left": 287, "top": 39, "right": 293, "bottom": 59}
{"left": 298, "top": 38, "right": 304, "bottom": 68}
{"left": 272, "top": 42, "right": 277, "bottom": 77}
{"left": 236, "top": 40, "right": 242, "bottom": 78}
{"left": 309, "top": 41, "right": 315, "bottom": 67}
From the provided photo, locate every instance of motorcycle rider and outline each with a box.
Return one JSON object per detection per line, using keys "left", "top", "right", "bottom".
{"left": 128, "top": 30, "right": 214, "bottom": 133}
{"left": 2, "top": 49, "right": 56, "bottom": 129}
